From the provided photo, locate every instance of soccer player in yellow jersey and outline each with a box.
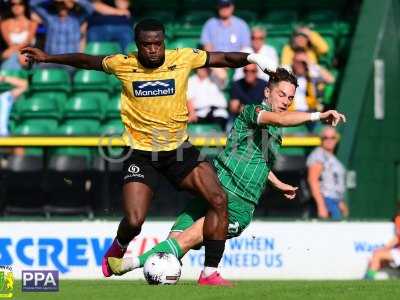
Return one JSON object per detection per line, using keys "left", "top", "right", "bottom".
{"left": 22, "top": 19, "right": 278, "bottom": 285}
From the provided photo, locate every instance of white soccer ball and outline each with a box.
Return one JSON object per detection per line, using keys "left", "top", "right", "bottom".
{"left": 143, "top": 252, "right": 182, "bottom": 285}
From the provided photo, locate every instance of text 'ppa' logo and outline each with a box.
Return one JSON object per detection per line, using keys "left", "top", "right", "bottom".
{"left": 22, "top": 270, "right": 59, "bottom": 292}
{"left": 133, "top": 79, "right": 175, "bottom": 97}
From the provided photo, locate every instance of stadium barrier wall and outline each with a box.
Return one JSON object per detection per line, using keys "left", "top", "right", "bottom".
{"left": 1, "top": 221, "right": 396, "bottom": 280}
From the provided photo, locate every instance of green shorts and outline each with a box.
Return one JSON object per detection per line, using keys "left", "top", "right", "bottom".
{"left": 171, "top": 189, "right": 255, "bottom": 239}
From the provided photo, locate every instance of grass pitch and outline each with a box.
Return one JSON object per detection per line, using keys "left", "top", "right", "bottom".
{"left": 13, "top": 280, "right": 400, "bottom": 300}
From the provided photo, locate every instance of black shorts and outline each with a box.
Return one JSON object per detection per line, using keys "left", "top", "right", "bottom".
{"left": 122, "top": 140, "right": 205, "bottom": 190}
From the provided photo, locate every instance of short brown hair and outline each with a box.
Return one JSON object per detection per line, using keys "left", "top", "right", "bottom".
{"left": 265, "top": 67, "right": 298, "bottom": 89}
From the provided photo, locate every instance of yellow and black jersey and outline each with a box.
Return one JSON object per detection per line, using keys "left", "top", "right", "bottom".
{"left": 102, "top": 48, "right": 208, "bottom": 151}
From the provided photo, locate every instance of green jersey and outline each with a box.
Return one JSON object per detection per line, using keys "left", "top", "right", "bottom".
{"left": 213, "top": 103, "right": 282, "bottom": 204}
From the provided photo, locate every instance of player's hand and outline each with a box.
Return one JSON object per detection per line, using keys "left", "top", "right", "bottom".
{"left": 21, "top": 47, "right": 49, "bottom": 64}
{"left": 320, "top": 110, "right": 346, "bottom": 127}
{"left": 280, "top": 184, "right": 298, "bottom": 200}
{"left": 317, "top": 205, "right": 329, "bottom": 219}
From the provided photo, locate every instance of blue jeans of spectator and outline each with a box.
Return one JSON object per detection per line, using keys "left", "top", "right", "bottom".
{"left": 88, "top": 24, "right": 134, "bottom": 53}
{"left": 1, "top": 53, "right": 22, "bottom": 70}
{"left": 324, "top": 197, "right": 342, "bottom": 220}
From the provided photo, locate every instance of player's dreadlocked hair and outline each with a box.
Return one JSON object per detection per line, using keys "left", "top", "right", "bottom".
{"left": 134, "top": 19, "right": 165, "bottom": 41}
{"left": 265, "top": 67, "right": 299, "bottom": 89}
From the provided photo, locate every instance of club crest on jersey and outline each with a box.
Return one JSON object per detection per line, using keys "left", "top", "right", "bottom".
{"left": 133, "top": 79, "right": 175, "bottom": 97}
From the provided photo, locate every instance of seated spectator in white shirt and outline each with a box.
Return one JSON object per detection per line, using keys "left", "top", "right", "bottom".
{"left": 187, "top": 68, "right": 228, "bottom": 130}
{"left": 0, "top": 75, "right": 28, "bottom": 135}
{"left": 233, "top": 26, "right": 278, "bottom": 81}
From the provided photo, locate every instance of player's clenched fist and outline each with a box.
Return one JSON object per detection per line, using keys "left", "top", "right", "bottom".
{"left": 21, "top": 47, "right": 49, "bottom": 64}
{"left": 320, "top": 110, "right": 346, "bottom": 127}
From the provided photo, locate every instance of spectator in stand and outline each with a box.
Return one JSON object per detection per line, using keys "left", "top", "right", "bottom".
{"left": 281, "top": 26, "right": 329, "bottom": 66}
{"left": 289, "top": 49, "right": 334, "bottom": 113}
{"left": 233, "top": 26, "right": 278, "bottom": 81}
{"left": 30, "top": 0, "right": 92, "bottom": 57}
{"left": 88, "top": 0, "right": 133, "bottom": 52}
{"left": 307, "top": 126, "right": 348, "bottom": 220}
{"left": 0, "top": 75, "right": 27, "bottom": 135}
{"left": 0, "top": 0, "right": 37, "bottom": 70}
{"left": 201, "top": 0, "right": 251, "bottom": 52}
{"left": 187, "top": 67, "right": 228, "bottom": 131}
{"left": 229, "top": 63, "right": 267, "bottom": 116}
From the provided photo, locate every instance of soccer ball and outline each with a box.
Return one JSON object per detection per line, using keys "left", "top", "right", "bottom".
{"left": 143, "top": 252, "right": 182, "bottom": 285}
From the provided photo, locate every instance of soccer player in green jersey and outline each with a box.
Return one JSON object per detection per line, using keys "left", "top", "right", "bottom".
{"left": 108, "top": 68, "right": 346, "bottom": 285}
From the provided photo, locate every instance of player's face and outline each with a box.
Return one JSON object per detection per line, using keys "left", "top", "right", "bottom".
{"left": 266, "top": 81, "right": 296, "bottom": 112}
{"left": 136, "top": 30, "right": 166, "bottom": 68}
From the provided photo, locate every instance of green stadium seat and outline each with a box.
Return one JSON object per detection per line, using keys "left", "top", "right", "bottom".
{"left": 71, "top": 92, "right": 109, "bottom": 116}
{"left": 187, "top": 123, "right": 223, "bottom": 136}
{"left": 303, "top": 10, "right": 338, "bottom": 24}
{"left": 20, "top": 118, "right": 59, "bottom": 133}
{"left": 279, "top": 147, "right": 307, "bottom": 156}
{"left": 30, "top": 91, "right": 67, "bottom": 111}
{"left": 282, "top": 125, "right": 309, "bottom": 136}
{"left": 85, "top": 42, "right": 121, "bottom": 55}
{"left": 19, "top": 96, "right": 60, "bottom": 120}
{"left": 73, "top": 70, "right": 112, "bottom": 93}
{"left": 11, "top": 123, "right": 51, "bottom": 155}
{"left": 169, "top": 38, "right": 200, "bottom": 49}
{"left": 180, "top": 10, "right": 213, "bottom": 26}
{"left": 181, "top": 0, "right": 215, "bottom": 10}
{"left": 31, "top": 69, "right": 70, "bottom": 93}
{"left": 259, "top": 10, "right": 298, "bottom": 24}
{"left": 109, "top": 75, "right": 121, "bottom": 93}
{"left": 52, "top": 123, "right": 94, "bottom": 160}
{"left": 235, "top": 10, "right": 257, "bottom": 23}
{"left": 64, "top": 95, "right": 101, "bottom": 120}
{"left": 126, "top": 42, "right": 137, "bottom": 54}
{"left": 105, "top": 95, "right": 121, "bottom": 119}
{"left": 100, "top": 119, "right": 124, "bottom": 136}
{"left": 319, "top": 35, "right": 336, "bottom": 66}
{"left": 137, "top": 10, "right": 176, "bottom": 25}
{"left": 267, "top": 35, "right": 290, "bottom": 55}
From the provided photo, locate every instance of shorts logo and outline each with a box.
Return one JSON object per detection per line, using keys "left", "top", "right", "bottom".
{"left": 128, "top": 164, "right": 140, "bottom": 174}
{"left": 133, "top": 79, "right": 175, "bottom": 97}
{"left": 0, "top": 266, "right": 13, "bottom": 298}
{"left": 124, "top": 164, "right": 144, "bottom": 179}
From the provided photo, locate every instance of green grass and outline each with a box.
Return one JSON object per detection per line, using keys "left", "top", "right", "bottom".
{"left": 12, "top": 280, "right": 400, "bottom": 300}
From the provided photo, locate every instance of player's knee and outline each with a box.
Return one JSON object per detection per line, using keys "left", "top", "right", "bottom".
{"left": 209, "top": 191, "right": 227, "bottom": 212}
{"left": 126, "top": 213, "right": 145, "bottom": 231}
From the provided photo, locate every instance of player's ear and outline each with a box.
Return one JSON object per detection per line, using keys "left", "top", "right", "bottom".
{"left": 264, "top": 87, "right": 270, "bottom": 99}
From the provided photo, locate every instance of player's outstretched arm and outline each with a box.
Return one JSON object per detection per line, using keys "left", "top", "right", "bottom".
{"left": 206, "top": 52, "right": 275, "bottom": 71}
{"left": 258, "top": 110, "right": 346, "bottom": 127}
{"left": 21, "top": 47, "right": 105, "bottom": 71}
{"left": 268, "top": 171, "right": 298, "bottom": 200}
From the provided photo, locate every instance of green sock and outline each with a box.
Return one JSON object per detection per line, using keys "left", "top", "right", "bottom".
{"left": 365, "top": 269, "right": 377, "bottom": 279}
{"left": 138, "top": 238, "right": 184, "bottom": 267}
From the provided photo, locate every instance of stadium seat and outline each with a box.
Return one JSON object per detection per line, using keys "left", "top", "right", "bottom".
{"left": 109, "top": 75, "right": 122, "bottom": 93}
{"left": 85, "top": 42, "right": 121, "bottom": 55}
{"left": 71, "top": 91, "right": 109, "bottom": 115}
{"left": 235, "top": 10, "right": 257, "bottom": 23}
{"left": 187, "top": 123, "right": 223, "bottom": 136}
{"left": 169, "top": 38, "right": 200, "bottom": 49}
{"left": 100, "top": 119, "right": 124, "bottom": 136}
{"left": 181, "top": 0, "right": 215, "bottom": 10}
{"left": 180, "top": 10, "right": 214, "bottom": 26}
{"left": 19, "top": 96, "right": 60, "bottom": 120}
{"left": 104, "top": 95, "right": 121, "bottom": 119}
{"left": 31, "top": 69, "right": 70, "bottom": 93}
{"left": 126, "top": 42, "right": 138, "bottom": 54}
{"left": 319, "top": 36, "right": 336, "bottom": 66}
{"left": 259, "top": 9, "right": 298, "bottom": 24}
{"left": 304, "top": 10, "right": 338, "bottom": 24}
{"left": 11, "top": 122, "right": 52, "bottom": 156}
{"left": 30, "top": 91, "right": 68, "bottom": 111}
{"left": 282, "top": 125, "right": 309, "bottom": 136}
{"left": 73, "top": 70, "right": 112, "bottom": 93}
{"left": 278, "top": 147, "right": 307, "bottom": 156}
{"left": 267, "top": 35, "right": 290, "bottom": 54}
{"left": 63, "top": 95, "right": 102, "bottom": 120}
